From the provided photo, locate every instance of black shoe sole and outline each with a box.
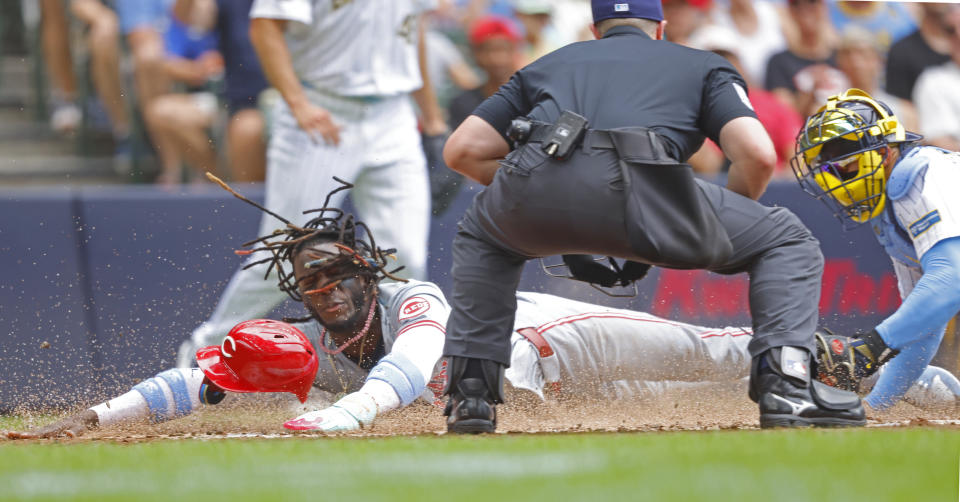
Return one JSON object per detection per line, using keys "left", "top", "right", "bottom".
{"left": 447, "top": 418, "right": 496, "bottom": 434}
{"left": 760, "top": 414, "right": 866, "bottom": 429}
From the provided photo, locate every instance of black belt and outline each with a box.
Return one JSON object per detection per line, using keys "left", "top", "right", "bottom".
{"left": 526, "top": 123, "right": 672, "bottom": 162}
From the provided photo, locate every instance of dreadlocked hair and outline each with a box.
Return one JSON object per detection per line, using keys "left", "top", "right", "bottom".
{"left": 206, "top": 173, "right": 407, "bottom": 307}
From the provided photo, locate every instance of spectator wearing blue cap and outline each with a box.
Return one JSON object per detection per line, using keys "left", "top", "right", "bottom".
{"left": 439, "top": 0, "right": 866, "bottom": 433}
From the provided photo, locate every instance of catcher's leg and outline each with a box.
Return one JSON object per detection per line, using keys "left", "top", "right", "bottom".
{"left": 442, "top": 223, "right": 524, "bottom": 433}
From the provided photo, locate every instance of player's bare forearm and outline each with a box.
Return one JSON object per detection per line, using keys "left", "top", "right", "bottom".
{"left": 249, "top": 17, "right": 309, "bottom": 111}
{"left": 412, "top": 15, "right": 447, "bottom": 136}
{"left": 444, "top": 115, "right": 510, "bottom": 185}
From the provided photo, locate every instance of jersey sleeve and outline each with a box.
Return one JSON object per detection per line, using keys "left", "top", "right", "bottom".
{"left": 894, "top": 152, "right": 960, "bottom": 259}
{"left": 698, "top": 53, "right": 758, "bottom": 144}
{"left": 364, "top": 281, "right": 449, "bottom": 410}
{"left": 471, "top": 72, "right": 530, "bottom": 144}
{"left": 249, "top": 0, "right": 313, "bottom": 25}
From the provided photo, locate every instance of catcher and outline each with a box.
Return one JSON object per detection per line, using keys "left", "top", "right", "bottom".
{"left": 793, "top": 88, "right": 960, "bottom": 413}
{"left": 7, "top": 179, "right": 958, "bottom": 438}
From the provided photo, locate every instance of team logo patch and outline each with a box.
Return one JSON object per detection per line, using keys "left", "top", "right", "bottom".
{"left": 909, "top": 210, "right": 941, "bottom": 238}
{"left": 614, "top": 3, "right": 630, "bottom": 11}
{"left": 399, "top": 296, "right": 430, "bottom": 321}
{"left": 830, "top": 339, "right": 844, "bottom": 355}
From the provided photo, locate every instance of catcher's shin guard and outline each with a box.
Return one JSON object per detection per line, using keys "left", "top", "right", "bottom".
{"left": 750, "top": 346, "right": 866, "bottom": 428}
{"left": 815, "top": 329, "right": 899, "bottom": 392}
{"left": 443, "top": 357, "right": 505, "bottom": 434}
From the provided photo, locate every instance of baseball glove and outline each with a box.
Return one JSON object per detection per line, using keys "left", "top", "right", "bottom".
{"left": 814, "top": 329, "right": 860, "bottom": 392}
{"left": 814, "top": 328, "right": 892, "bottom": 393}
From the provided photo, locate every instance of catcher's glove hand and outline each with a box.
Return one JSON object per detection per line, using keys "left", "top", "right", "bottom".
{"left": 814, "top": 330, "right": 860, "bottom": 392}
{"left": 814, "top": 328, "right": 895, "bottom": 393}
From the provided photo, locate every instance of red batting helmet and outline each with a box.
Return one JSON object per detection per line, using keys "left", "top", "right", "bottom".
{"left": 196, "top": 319, "right": 319, "bottom": 403}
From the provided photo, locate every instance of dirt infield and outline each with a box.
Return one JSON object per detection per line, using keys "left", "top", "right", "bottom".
{"left": 6, "top": 382, "right": 958, "bottom": 442}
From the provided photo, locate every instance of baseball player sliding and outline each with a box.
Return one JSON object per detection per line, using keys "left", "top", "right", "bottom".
{"left": 178, "top": 0, "right": 446, "bottom": 367}
{"left": 7, "top": 180, "right": 957, "bottom": 439}
{"left": 793, "top": 88, "right": 960, "bottom": 413}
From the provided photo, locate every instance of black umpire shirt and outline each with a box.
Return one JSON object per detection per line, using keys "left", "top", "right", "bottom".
{"left": 472, "top": 25, "right": 757, "bottom": 162}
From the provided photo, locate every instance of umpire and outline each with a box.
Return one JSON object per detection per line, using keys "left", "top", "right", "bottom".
{"left": 440, "top": 0, "right": 866, "bottom": 432}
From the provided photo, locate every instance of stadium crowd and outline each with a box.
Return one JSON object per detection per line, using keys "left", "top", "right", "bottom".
{"left": 26, "top": 0, "right": 960, "bottom": 193}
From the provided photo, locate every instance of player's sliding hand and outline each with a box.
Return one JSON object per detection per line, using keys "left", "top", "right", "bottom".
{"left": 4, "top": 410, "right": 98, "bottom": 440}
{"left": 293, "top": 103, "right": 341, "bottom": 146}
{"left": 283, "top": 406, "right": 361, "bottom": 432}
{"left": 283, "top": 392, "right": 377, "bottom": 433}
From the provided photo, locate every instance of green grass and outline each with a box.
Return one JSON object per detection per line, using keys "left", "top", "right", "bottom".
{"left": 0, "top": 428, "right": 957, "bottom": 502}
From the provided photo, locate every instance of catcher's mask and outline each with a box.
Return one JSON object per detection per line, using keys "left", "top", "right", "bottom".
{"left": 196, "top": 319, "right": 319, "bottom": 403}
{"left": 791, "top": 88, "right": 920, "bottom": 227}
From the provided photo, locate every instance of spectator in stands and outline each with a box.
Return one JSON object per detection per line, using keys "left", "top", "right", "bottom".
{"left": 447, "top": 16, "right": 522, "bottom": 129}
{"left": 688, "top": 25, "right": 803, "bottom": 178}
{"left": 433, "top": 16, "right": 522, "bottom": 215}
{"left": 704, "top": 0, "right": 786, "bottom": 85}
{"left": 211, "top": 0, "right": 268, "bottom": 182}
{"left": 39, "top": 0, "right": 132, "bottom": 167}
{"left": 71, "top": 0, "right": 132, "bottom": 156}
{"left": 661, "top": 0, "right": 712, "bottom": 47}
{"left": 140, "top": 0, "right": 222, "bottom": 186}
{"left": 147, "top": 0, "right": 268, "bottom": 184}
{"left": 513, "top": 0, "right": 561, "bottom": 63}
{"left": 115, "top": 0, "right": 175, "bottom": 130}
{"left": 547, "top": 0, "right": 594, "bottom": 46}
{"left": 835, "top": 25, "right": 916, "bottom": 131}
{"left": 39, "top": 0, "right": 81, "bottom": 135}
{"left": 765, "top": 0, "right": 844, "bottom": 116}
{"left": 827, "top": 0, "right": 916, "bottom": 53}
{"left": 885, "top": 2, "right": 954, "bottom": 105}
{"left": 424, "top": 23, "right": 479, "bottom": 110}
{"left": 913, "top": 7, "right": 960, "bottom": 151}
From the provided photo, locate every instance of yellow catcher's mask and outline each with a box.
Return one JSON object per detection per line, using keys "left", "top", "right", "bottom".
{"left": 791, "top": 89, "right": 907, "bottom": 226}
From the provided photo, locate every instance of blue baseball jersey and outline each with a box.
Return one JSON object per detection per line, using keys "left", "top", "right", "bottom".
{"left": 867, "top": 145, "right": 960, "bottom": 409}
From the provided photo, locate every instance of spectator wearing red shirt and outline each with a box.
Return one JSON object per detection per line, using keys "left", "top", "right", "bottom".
{"left": 689, "top": 25, "right": 803, "bottom": 178}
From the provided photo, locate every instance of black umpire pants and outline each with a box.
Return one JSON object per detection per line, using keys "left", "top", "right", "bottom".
{"left": 442, "top": 143, "right": 824, "bottom": 366}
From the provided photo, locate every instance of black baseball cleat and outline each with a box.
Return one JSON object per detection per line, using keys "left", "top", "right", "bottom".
{"left": 442, "top": 357, "right": 505, "bottom": 434}
{"left": 444, "top": 378, "right": 497, "bottom": 433}
{"left": 750, "top": 346, "right": 866, "bottom": 428}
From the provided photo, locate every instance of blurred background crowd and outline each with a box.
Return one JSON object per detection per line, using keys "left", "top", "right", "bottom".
{"left": 0, "top": 0, "right": 959, "bottom": 193}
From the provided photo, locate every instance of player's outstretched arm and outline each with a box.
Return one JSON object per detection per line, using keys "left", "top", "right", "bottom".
{"left": 285, "top": 288, "right": 450, "bottom": 433}
{"left": 6, "top": 368, "right": 218, "bottom": 440}
{"left": 5, "top": 409, "right": 99, "bottom": 440}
